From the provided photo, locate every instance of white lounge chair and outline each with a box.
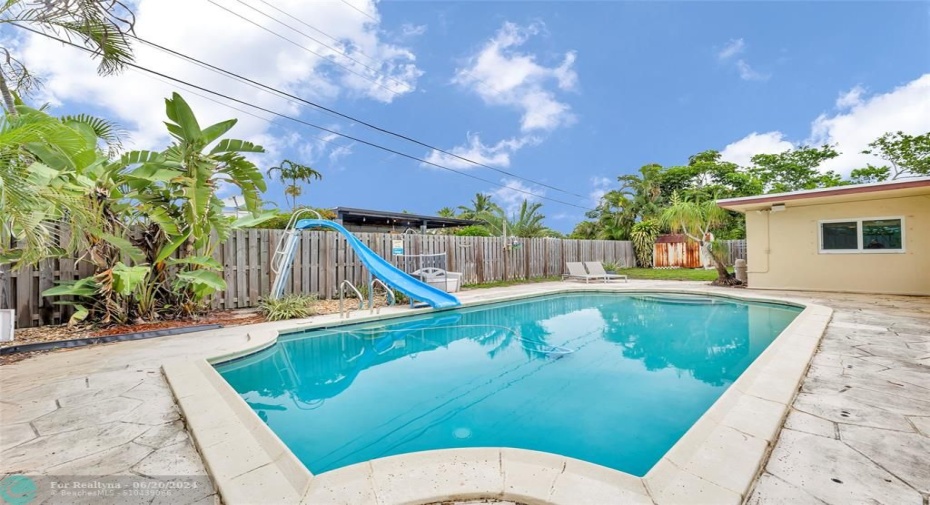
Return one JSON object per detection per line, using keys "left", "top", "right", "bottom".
{"left": 584, "top": 262, "right": 628, "bottom": 283}
{"left": 562, "top": 262, "right": 605, "bottom": 283}
{"left": 411, "top": 267, "right": 462, "bottom": 292}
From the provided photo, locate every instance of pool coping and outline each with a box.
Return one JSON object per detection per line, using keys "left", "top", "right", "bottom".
{"left": 163, "top": 285, "right": 832, "bottom": 505}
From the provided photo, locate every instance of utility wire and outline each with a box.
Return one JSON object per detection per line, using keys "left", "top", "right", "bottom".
{"left": 254, "top": 0, "right": 382, "bottom": 66}
{"left": 126, "top": 34, "right": 588, "bottom": 199}
{"left": 131, "top": 68, "right": 348, "bottom": 149}
{"left": 338, "top": 0, "right": 379, "bottom": 23}
{"left": 18, "top": 25, "right": 592, "bottom": 211}
{"left": 205, "top": 0, "right": 402, "bottom": 97}
{"left": 231, "top": 0, "right": 409, "bottom": 91}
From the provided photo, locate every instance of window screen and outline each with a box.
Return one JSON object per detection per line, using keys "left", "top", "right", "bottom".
{"left": 821, "top": 222, "right": 858, "bottom": 250}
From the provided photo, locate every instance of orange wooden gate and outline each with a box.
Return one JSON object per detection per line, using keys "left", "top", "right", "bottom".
{"left": 653, "top": 235, "right": 702, "bottom": 268}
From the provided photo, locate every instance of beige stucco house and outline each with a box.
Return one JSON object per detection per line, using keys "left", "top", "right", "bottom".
{"left": 717, "top": 177, "right": 930, "bottom": 296}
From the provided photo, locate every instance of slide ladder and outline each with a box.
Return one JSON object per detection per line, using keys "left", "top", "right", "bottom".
{"left": 269, "top": 217, "right": 460, "bottom": 309}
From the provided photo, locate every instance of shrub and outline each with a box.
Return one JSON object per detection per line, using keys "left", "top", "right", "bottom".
{"left": 630, "top": 219, "right": 660, "bottom": 268}
{"left": 252, "top": 207, "right": 336, "bottom": 229}
{"left": 260, "top": 294, "right": 318, "bottom": 321}
{"left": 454, "top": 225, "right": 492, "bottom": 237}
{"left": 601, "top": 262, "right": 620, "bottom": 273}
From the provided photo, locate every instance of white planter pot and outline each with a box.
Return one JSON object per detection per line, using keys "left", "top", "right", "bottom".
{"left": 0, "top": 309, "right": 13, "bottom": 342}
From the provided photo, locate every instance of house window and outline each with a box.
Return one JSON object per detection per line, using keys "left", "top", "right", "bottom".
{"left": 819, "top": 217, "right": 904, "bottom": 253}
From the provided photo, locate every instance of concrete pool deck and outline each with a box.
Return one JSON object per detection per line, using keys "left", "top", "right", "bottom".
{"left": 1, "top": 281, "right": 927, "bottom": 504}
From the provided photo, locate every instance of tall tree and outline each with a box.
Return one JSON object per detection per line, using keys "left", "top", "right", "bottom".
{"left": 748, "top": 145, "right": 844, "bottom": 193}
{"left": 507, "top": 200, "right": 551, "bottom": 238}
{"left": 0, "top": 0, "right": 135, "bottom": 113}
{"left": 436, "top": 207, "right": 456, "bottom": 218}
{"left": 659, "top": 192, "right": 737, "bottom": 285}
{"left": 266, "top": 160, "right": 322, "bottom": 210}
{"left": 848, "top": 165, "right": 891, "bottom": 184}
{"left": 861, "top": 131, "right": 930, "bottom": 179}
{"left": 457, "top": 193, "right": 501, "bottom": 220}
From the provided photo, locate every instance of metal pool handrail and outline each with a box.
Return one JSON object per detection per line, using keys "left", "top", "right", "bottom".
{"left": 369, "top": 278, "right": 396, "bottom": 314}
{"left": 339, "top": 280, "right": 364, "bottom": 319}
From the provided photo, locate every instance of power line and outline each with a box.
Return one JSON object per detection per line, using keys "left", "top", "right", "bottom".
{"left": 254, "top": 0, "right": 381, "bottom": 66}
{"left": 231, "top": 0, "right": 409, "bottom": 91}
{"left": 127, "top": 34, "right": 588, "bottom": 199}
{"left": 337, "top": 0, "right": 379, "bottom": 23}
{"left": 205, "top": 0, "right": 402, "bottom": 97}
{"left": 19, "top": 25, "right": 592, "bottom": 211}
{"left": 131, "top": 68, "right": 348, "bottom": 150}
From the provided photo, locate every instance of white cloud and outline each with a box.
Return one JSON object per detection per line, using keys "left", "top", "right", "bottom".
{"left": 14, "top": 0, "right": 422, "bottom": 151}
{"left": 720, "top": 132, "right": 794, "bottom": 167}
{"left": 423, "top": 133, "right": 538, "bottom": 169}
{"left": 811, "top": 74, "right": 930, "bottom": 175}
{"left": 835, "top": 85, "right": 865, "bottom": 110}
{"left": 718, "top": 39, "right": 745, "bottom": 60}
{"left": 453, "top": 22, "right": 578, "bottom": 132}
{"left": 401, "top": 23, "right": 427, "bottom": 37}
{"left": 589, "top": 176, "right": 614, "bottom": 205}
{"left": 735, "top": 60, "right": 769, "bottom": 81}
{"left": 491, "top": 178, "right": 545, "bottom": 214}
{"left": 721, "top": 74, "right": 930, "bottom": 175}
{"left": 717, "top": 38, "right": 768, "bottom": 81}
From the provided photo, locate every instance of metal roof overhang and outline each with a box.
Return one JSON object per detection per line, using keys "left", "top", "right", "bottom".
{"left": 333, "top": 207, "right": 478, "bottom": 229}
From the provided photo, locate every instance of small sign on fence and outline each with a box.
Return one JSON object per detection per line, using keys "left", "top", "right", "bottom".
{"left": 391, "top": 240, "right": 404, "bottom": 256}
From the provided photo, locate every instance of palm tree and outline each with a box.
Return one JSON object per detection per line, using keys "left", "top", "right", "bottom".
{"left": 457, "top": 193, "right": 501, "bottom": 220}
{"left": 0, "top": 106, "right": 117, "bottom": 309}
{"left": 659, "top": 192, "right": 737, "bottom": 285}
{"left": 507, "top": 200, "right": 551, "bottom": 238}
{"left": 436, "top": 207, "right": 456, "bottom": 218}
{"left": 0, "top": 108, "right": 121, "bottom": 264}
{"left": 0, "top": 0, "right": 136, "bottom": 113}
{"left": 267, "top": 160, "right": 322, "bottom": 210}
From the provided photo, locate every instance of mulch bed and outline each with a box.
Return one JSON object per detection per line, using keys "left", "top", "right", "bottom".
{"left": 1, "top": 296, "right": 388, "bottom": 366}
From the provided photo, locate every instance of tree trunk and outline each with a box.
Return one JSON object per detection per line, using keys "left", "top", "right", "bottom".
{"left": 0, "top": 71, "right": 17, "bottom": 115}
{"left": 710, "top": 252, "right": 741, "bottom": 286}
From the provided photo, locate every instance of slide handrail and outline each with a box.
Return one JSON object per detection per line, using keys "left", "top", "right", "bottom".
{"left": 272, "top": 208, "right": 323, "bottom": 275}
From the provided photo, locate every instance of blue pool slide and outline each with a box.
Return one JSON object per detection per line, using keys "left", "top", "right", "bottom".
{"left": 291, "top": 219, "right": 460, "bottom": 309}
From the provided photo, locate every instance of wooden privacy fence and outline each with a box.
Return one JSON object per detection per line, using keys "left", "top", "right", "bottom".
{"left": 653, "top": 238, "right": 747, "bottom": 269}
{"left": 6, "top": 231, "right": 635, "bottom": 328}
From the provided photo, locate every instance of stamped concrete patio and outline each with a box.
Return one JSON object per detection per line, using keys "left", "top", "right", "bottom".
{"left": 1, "top": 281, "right": 927, "bottom": 504}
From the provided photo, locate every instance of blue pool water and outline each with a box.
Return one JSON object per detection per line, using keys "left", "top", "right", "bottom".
{"left": 216, "top": 292, "right": 800, "bottom": 476}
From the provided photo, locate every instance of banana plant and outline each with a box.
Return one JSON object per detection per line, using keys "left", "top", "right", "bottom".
{"left": 132, "top": 93, "right": 272, "bottom": 314}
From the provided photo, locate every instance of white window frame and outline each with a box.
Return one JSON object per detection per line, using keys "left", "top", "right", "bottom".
{"left": 818, "top": 216, "right": 906, "bottom": 254}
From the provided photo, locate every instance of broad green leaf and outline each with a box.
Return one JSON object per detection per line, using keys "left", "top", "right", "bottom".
{"left": 69, "top": 305, "right": 89, "bottom": 326}
{"left": 111, "top": 263, "right": 150, "bottom": 296}
{"left": 42, "top": 278, "right": 98, "bottom": 298}
{"left": 164, "top": 93, "right": 203, "bottom": 141}
{"left": 121, "top": 150, "right": 165, "bottom": 165}
{"left": 176, "top": 269, "right": 226, "bottom": 293}
{"left": 126, "top": 164, "right": 183, "bottom": 183}
{"left": 99, "top": 233, "right": 145, "bottom": 263}
{"left": 201, "top": 119, "right": 237, "bottom": 145}
{"left": 231, "top": 211, "right": 276, "bottom": 229}
{"left": 145, "top": 207, "right": 181, "bottom": 236}
{"left": 155, "top": 231, "right": 191, "bottom": 263}
{"left": 209, "top": 138, "right": 265, "bottom": 155}
{"left": 167, "top": 256, "right": 222, "bottom": 270}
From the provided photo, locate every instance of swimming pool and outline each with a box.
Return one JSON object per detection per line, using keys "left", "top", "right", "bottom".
{"left": 216, "top": 292, "right": 801, "bottom": 477}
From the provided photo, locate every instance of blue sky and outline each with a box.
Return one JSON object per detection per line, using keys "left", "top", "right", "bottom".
{"left": 9, "top": 1, "right": 930, "bottom": 232}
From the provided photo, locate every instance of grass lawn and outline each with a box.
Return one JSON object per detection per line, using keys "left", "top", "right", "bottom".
{"left": 614, "top": 267, "right": 730, "bottom": 281}
{"left": 461, "top": 268, "right": 731, "bottom": 288}
{"left": 462, "top": 276, "right": 562, "bottom": 290}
